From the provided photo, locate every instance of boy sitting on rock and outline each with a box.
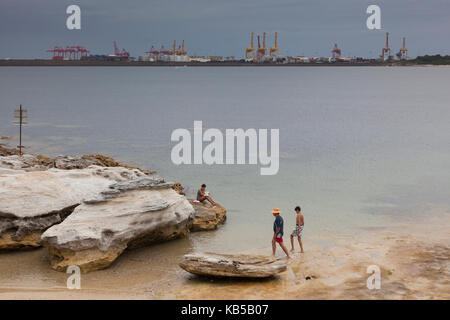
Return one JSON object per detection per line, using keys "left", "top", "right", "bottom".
{"left": 197, "top": 184, "right": 217, "bottom": 207}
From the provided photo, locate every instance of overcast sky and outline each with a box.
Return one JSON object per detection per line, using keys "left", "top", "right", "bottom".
{"left": 1, "top": 0, "right": 449, "bottom": 59}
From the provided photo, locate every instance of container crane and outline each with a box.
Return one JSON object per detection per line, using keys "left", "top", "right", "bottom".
{"left": 146, "top": 45, "right": 160, "bottom": 55}
{"left": 270, "top": 32, "right": 279, "bottom": 57}
{"left": 175, "top": 40, "right": 187, "bottom": 55}
{"left": 245, "top": 32, "right": 255, "bottom": 61}
{"left": 381, "top": 32, "right": 392, "bottom": 61}
{"left": 256, "top": 32, "right": 267, "bottom": 61}
{"left": 75, "top": 46, "right": 89, "bottom": 59}
{"left": 64, "top": 46, "right": 75, "bottom": 60}
{"left": 160, "top": 45, "right": 170, "bottom": 55}
{"left": 47, "top": 46, "right": 65, "bottom": 60}
{"left": 169, "top": 40, "right": 177, "bottom": 55}
{"left": 397, "top": 37, "right": 408, "bottom": 60}
{"left": 332, "top": 43, "right": 341, "bottom": 59}
{"left": 113, "top": 41, "right": 130, "bottom": 60}
{"left": 47, "top": 46, "right": 89, "bottom": 60}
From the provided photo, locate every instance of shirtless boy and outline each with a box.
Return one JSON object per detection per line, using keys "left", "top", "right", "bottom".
{"left": 290, "top": 206, "right": 304, "bottom": 253}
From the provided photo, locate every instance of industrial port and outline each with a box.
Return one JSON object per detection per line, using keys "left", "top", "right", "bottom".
{"left": 1, "top": 32, "right": 422, "bottom": 66}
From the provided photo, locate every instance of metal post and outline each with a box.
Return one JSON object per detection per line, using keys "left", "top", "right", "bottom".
{"left": 19, "top": 104, "right": 22, "bottom": 156}
{"left": 14, "top": 105, "right": 27, "bottom": 156}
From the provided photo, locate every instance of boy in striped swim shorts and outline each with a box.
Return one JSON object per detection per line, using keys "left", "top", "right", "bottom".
{"left": 290, "top": 206, "right": 305, "bottom": 253}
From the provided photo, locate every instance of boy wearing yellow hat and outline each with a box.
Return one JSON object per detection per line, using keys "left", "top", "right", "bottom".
{"left": 272, "top": 208, "right": 290, "bottom": 259}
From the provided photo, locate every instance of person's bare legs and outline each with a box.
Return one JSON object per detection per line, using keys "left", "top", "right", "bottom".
{"left": 272, "top": 238, "right": 277, "bottom": 256}
{"left": 290, "top": 235, "right": 295, "bottom": 252}
{"left": 278, "top": 242, "right": 291, "bottom": 259}
{"left": 201, "top": 196, "right": 217, "bottom": 206}
{"left": 297, "top": 237, "right": 304, "bottom": 253}
{"left": 205, "top": 196, "right": 216, "bottom": 206}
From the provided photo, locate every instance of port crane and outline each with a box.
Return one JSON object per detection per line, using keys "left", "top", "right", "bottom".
{"left": 332, "top": 43, "right": 341, "bottom": 59}
{"left": 176, "top": 40, "right": 187, "bottom": 55}
{"left": 397, "top": 37, "right": 408, "bottom": 60}
{"left": 255, "top": 32, "right": 268, "bottom": 62}
{"left": 147, "top": 40, "right": 186, "bottom": 57}
{"left": 46, "top": 46, "right": 89, "bottom": 60}
{"left": 270, "top": 32, "right": 279, "bottom": 57}
{"left": 146, "top": 45, "right": 160, "bottom": 55}
{"left": 47, "top": 46, "right": 65, "bottom": 60}
{"left": 113, "top": 41, "right": 130, "bottom": 60}
{"left": 381, "top": 32, "right": 392, "bottom": 61}
{"left": 245, "top": 32, "right": 255, "bottom": 60}
{"left": 74, "top": 46, "right": 90, "bottom": 59}
{"left": 169, "top": 40, "right": 177, "bottom": 55}
{"left": 159, "top": 45, "right": 170, "bottom": 55}
{"left": 256, "top": 32, "right": 267, "bottom": 59}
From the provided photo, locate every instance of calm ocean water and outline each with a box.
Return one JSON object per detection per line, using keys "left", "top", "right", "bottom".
{"left": 1, "top": 66, "right": 449, "bottom": 253}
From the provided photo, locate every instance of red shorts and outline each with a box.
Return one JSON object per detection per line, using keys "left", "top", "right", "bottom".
{"left": 275, "top": 237, "right": 283, "bottom": 243}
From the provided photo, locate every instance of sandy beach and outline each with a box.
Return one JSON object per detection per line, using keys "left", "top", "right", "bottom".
{"left": 1, "top": 210, "right": 448, "bottom": 300}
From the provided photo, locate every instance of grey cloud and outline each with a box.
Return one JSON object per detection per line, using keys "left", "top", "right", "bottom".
{"left": 0, "top": 0, "right": 449, "bottom": 59}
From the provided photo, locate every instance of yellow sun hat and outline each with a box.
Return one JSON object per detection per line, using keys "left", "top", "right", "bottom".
{"left": 272, "top": 208, "right": 281, "bottom": 214}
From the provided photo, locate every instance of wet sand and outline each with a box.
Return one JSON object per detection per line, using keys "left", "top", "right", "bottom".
{"left": 0, "top": 213, "right": 448, "bottom": 300}
{"left": 170, "top": 214, "right": 449, "bottom": 300}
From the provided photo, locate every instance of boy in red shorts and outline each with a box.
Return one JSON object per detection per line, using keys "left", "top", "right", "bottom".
{"left": 272, "top": 208, "right": 290, "bottom": 259}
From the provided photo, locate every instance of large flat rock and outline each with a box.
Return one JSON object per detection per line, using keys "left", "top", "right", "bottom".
{"left": 189, "top": 201, "right": 226, "bottom": 231}
{"left": 179, "top": 252, "right": 287, "bottom": 278}
{"left": 41, "top": 188, "right": 195, "bottom": 273}
{"left": 0, "top": 161, "right": 163, "bottom": 250}
{"left": 0, "top": 153, "right": 223, "bottom": 273}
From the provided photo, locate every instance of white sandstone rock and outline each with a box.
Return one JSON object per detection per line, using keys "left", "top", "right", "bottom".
{"left": 41, "top": 188, "right": 195, "bottom": 272}
{"left": 180, "top": 252, "right": 287, "bottom": 278}
{"left": 0, "top": 164, "right": 159, "bottom": 249}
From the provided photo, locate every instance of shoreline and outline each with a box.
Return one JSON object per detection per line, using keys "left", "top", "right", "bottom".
{"left": 0, "top": 208, "right": 448, "bottom": 300}
{"left": 0, "top": 59, "right": 410, "bottom": 67}
{"left": 1, "top": 140, "right": 449, "bottom": 300}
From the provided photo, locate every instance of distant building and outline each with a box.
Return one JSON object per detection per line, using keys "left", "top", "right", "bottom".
{"left": 208, "top": 56, "right": 224, "bottom": 62}
{"left": 275, "top": 56, "right": 288, "bottom": 64}
{"left": 317, "top": 57, "right": 329, "bottom": 63}
{"left": 138, "top": 55, "right": 155, "bottom": 62}
{"left": 285, "top": 56, "right": 296, "bottom": 64}
{"left": 81, "top": 55, "right": 128, "bottom": 62}
{"left": 159, "top": 54, "right": 188, "bottom": 62}
{"left": 189, "top": 56, "right": 210, "bottom": 63}
{"left": 296, "top": 56, "right": 310, "bottom": 63}
{"left": 340, "top": 56, "right": 353, "bottom": 62}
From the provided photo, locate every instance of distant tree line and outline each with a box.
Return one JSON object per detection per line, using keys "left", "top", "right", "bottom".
{"left": 411, "top": 55, "right": 450, "bottom": 65}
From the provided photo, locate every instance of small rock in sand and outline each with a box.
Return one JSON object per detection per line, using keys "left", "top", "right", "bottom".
{"left": 180, "top": 252, "right": 287, "bottom": 278}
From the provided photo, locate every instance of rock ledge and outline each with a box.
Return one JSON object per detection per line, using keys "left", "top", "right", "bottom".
{"left": 189, "top": 201, "right": 226, "bottom": 231}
